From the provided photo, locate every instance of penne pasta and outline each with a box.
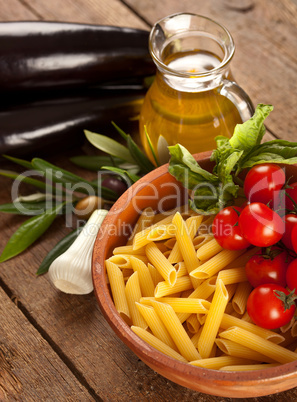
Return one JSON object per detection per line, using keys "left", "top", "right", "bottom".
{"left": 154, "top": 276, "right": 193, "bottom": 298}
{"left": 193, "top": 234, "right": 213, "bottom": 250}
{"left": 176, "top": 278, "right": 216, "bottom": 324}
{"left": 186, "top": 314, "right": 200, "bottom": 334}
{"left": 135, "top": 302, "right": 178, "bottom": 351}
{"left": 150, "top": 297, "right": 210, "bottom": 314}
{"left": 196, "top": 238, "right": 223, "bottom": 261}
{"left": 190, "top": 355, "right": 257, "bottom": 370}
{"left": 172, "top": 212, "right": 200, "bottom": 274}
{"left": 190, "top": 330, "right": 201, "bottom": 348}
{"left": 131, "top": 326, "right": 187, "bottom": 363}
{"left": 133, "top": 214, "right": 174, "bottom": 250}
{"left": 152, "top": 204, "right": 189, "bottom": 223}
{"left": 190, "top": 249, "right": 245, "bottom": 280}
{"left": 147, "top": 263, "right": 164, "bottom": 287}
{"left": 215, "top": 338, "right": 276, "bottom": 363}
{"left": 105, "top": 260, "right": 131, "bottom": 325}
{"left": 105, "top": 205, "right": 297, "bottom": 371}
{"left": 198, "top": 279, "right": 229, "bottom": 359}
{"left": 108, "top": 254, "right": 148, "bottom": 269}
{"left": 217, "top": 267, "right": 247, "bottom": 285}
{"left": 185, "top": 215, "right": 204, "bottom": 238}
{"left": 151, "top": 300, "right": 201, "bottom": 362}
{"left": 167, "top": 241, "right": 183, "bottom": 264}
{"left": 219, "top": 326, "right": 297, "bottom": 364}
{"left": 174, "top": 262, "right": 188, "bottom": 278}
{"left": 113, "top": 245, "right": 146, "bottom": 255}
{"left": 146, "top": 223, "right": 176, "bottom": 242}
{"left": 130, "top": 256, "right": 155, "bottom": 297}
{"left": 125, "top": 271, "right": 147, "bottom": 329}
{"left": 172, "top": 212, "right": 201, "bottom": 288}
{"left": 127, "top": 207, "right": 155, "bottom": 245}
{"left": 232, "top": 281, "right": 253, "bottom": 315}
{"left": 146, "top": 242, "right": 177, "bottom": 286}
{"left": 220, "top": 313, "right": 284, "bottom": 344}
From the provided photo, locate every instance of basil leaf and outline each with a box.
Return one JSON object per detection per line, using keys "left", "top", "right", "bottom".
{"left": 216, "top": 150, "right": 243, "bottom": 197}
{"left": 31, "top": 158, "right": 117, "bottom": 200}
{"left": 189, "top": 180, "right": 235, "bottom": 215}
{"left": 0, "top": 201, "right": 53, "bottom": 215}
{"left": 229, "top": 104, "right": 273, "bottom": 152}
{"left": 84, "top": 130, "right": 136, "bottom": 164}
{"left": 0, "top": 203, "right": 65, "bottom": 263}
{"left": 36, "top": 227, "right": 82, "bottom": 275}
{"left": 3, "top": 155, "right": 33, "bottom": 170}
{"left": 168, "top": 144, "right": 218, "bottom": 183}
{"left": 70, "top": 155, "right": 124, "bottom": 171}
{"left": 211, "top": 136, "right": 232, "bottom": 166}
{"left": 168, "top": 164, "right": 213, "bottom": 191}
{"left": 102, "top": 166, "right": 140, "bottom": 184}
{"left": 240, "top": 140, "right": 297, "bottom": 170}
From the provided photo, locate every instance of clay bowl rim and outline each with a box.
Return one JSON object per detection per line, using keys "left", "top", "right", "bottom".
{"left": 92, "top": 151, "right": 297, "bottom": 395}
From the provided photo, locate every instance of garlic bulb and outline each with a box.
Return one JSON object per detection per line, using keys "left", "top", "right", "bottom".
{"left": 48, "top": 209, "right": 108, "bottom": 295}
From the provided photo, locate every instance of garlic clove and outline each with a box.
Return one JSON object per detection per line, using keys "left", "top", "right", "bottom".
{"left": 48, "top": 209, "right": 108, "bottom": 295}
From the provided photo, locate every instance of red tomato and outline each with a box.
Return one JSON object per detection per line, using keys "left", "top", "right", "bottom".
{"left": 282, "top": 214, "right": 297, "bottom": 250}
{"left": 245, "top": 248, "right": 289, "bottom": 288}
{"left": 291, "top": 224, "right": 297, "bottom": 254}
{"left": 285, "top": 182, "right": 297, "bottom": 211}
{"left": 286, "top": 259, "right": 297, "bottom": 293}
{"left": 212, "top": 206, "right": 251, "bottom": 250}
{"left": 247, "top": 284, "right": 296, "bottom": 329}
{"left": 238, "top": 203, "right": 285, "bottom": 247}
{"left": 244, "top": 164, "right": 285, "bottom": 206}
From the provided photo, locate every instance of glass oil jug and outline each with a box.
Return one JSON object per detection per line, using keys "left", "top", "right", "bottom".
{"left": 139, "top": 13, "right": 254, "bottom": 164}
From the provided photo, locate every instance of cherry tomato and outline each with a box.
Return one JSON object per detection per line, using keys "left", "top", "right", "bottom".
{"left": 282, "top": 214, "right": 297, "bottom": 250}
{"left": 291, "top": 224, "right": 297, "bottom": 254}
{"left": 285, "top": 182, "right": 297, "bottom": 211}
{"left": 245, "top": 248, "right": 289, "bottom": 288}
{"left": 238, "top": 203, "right": 285, "bottom": 247}
{"left": 243, "top": 164, "right": 285, "bottom": 206}
{"left": 247, "top": 284, "right": 296, "bottom": 329}
{"left": 212, "top": 206, "right": 251, "bottom": 250}
{"left": 286, "top": 259, "right": 297, "bottom": 293}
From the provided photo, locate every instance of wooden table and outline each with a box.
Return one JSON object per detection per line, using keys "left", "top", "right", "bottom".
{"left": 0, "top": 0, "right": 296, "bottom": 401}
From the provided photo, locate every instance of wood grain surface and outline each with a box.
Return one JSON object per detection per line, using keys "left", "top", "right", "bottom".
{"left": 0, "top": 0, "right": 296, "bottom": 401}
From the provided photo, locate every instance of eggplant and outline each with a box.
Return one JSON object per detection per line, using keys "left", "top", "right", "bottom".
{"left": 0, "top": 88, "right": 145, "bottom": 157}
{"left": 0, "top": 22, "right": 155, "bottom": 93}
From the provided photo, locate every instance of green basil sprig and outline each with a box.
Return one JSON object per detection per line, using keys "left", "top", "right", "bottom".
{"left": 168, "top": 104, "right": 297, "bottom": 214}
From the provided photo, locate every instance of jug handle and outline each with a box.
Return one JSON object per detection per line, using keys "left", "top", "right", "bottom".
{"left": 220, "top": 79, "right": 255, "bottom": 121}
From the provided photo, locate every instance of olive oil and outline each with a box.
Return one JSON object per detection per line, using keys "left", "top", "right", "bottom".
{"left": 139, "top": 50, "right": 243, "bottom": 164}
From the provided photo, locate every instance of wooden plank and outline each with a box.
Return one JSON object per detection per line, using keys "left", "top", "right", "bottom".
{"left": 0, "top": 0, "right": 39, "bottom": 20}
{"left": 123, "top": 0, "right": 297, "bottom": 141}
{"left": 0, "top": 0, "right": 296, "bottom": 400}
{"left": 0, "top": 286, "right": 94, "bottom": 400}
{"left": 19, "top": 0, "right": 149, "bottom": 28}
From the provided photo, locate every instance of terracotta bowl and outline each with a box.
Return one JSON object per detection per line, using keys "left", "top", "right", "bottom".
{"left": 92, "top": 151, "right": 297, "bottom": 398}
